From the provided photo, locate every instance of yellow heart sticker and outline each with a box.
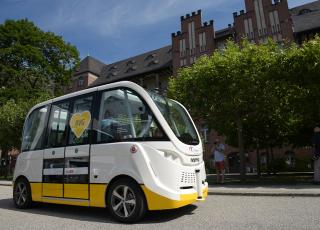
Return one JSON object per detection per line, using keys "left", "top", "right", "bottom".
{"left": 69, "top": 111, "right": 91, "bottom": 138}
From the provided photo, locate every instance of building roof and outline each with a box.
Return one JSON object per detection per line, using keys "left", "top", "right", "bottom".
{"left": 74, "top": 56, "right": 106, "bottom": 77}
{"left": 215, "top": 26, "right": 234, "bottom": 39}
{"left": 91, "top": 45, "right": 172, "bottom": 87}
{"left": 290, "top": 0, "right": 320, "bottom": 33}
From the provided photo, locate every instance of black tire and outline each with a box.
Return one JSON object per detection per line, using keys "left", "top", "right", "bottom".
{"left": 13, "top": 178, "right": 33, "bottom": 209}
{"left": 106, "top": 178, "right": 147, "bottom": 223}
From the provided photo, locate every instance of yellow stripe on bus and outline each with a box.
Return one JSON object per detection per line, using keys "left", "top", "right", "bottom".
{"left": 64, "top": 184, "right": 89, "bottom": 199}
{"left": 42, "top": 183, "right": 63, "bottom": 197}
{"left": 42, "top": 197, "right": 89, "bottom": 207}
{"left": 90, "top": 184, "right": 107, "bottom": 207}
{"left": 30, "top": 183, "right": 42, "bottom": 202}
{"left": 31, "top": 182, "right": 206, "bottom": 210}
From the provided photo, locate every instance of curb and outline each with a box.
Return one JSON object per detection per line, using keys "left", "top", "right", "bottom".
{"left": 208, "top": 191, "right": 320, "bottom": 197}
{"left": 0, "top": 183, "right": 12, "bottom": 187}
{"left": 1, "top": 182, "right": 319, "bottom": 197}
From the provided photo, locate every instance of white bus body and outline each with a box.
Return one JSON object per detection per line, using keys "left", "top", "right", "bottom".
{"left": 13, "top": 81, "right": 208, "bottom": 222}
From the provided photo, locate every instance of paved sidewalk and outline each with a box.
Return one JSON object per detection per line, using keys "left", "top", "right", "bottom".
{"left": 208, "top": 184, "right": 320, "bottom": 197}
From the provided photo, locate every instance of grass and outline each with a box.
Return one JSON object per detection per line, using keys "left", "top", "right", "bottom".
{"left": 0, "top": 175, "right": 13, "bottom": 181}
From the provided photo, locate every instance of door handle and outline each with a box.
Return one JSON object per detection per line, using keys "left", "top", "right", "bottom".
{"left": 52, "top": 150, "right": 55, "bottom": 155}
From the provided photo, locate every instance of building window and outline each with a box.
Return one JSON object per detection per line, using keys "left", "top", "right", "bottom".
{"left": 78, "top": 76, "right": 84, "bottom": 87}
{"left": 298, "top": 9, "right": 312, "bottom": 15}
{"left": 199, "top": 32, "right": 206, "bottom": 52}
{"left": 180, "top": 58, "right": 187, "bottom": 67}
{"left": 269, "top": 10, "right": 282, "bottom": 41}
{"left": 190, "top": 56, "right": 196, "bottom": 64}
{"left": 188, "top": 21, "right": 196, "bottom": 55}
{"left": 179, "top": 39, "right": 186, "bottom": 57}
{"left": 201, "top": 127, "right": 209, "bottom": 143}
{"left": 244, "top": 18, "right": 254, "bottom": 41}
{"left": 254, "top": 0, "right": 267, "bottom": 39}
{"left": 217, "top": 41, "right": 226, "bottom": 50}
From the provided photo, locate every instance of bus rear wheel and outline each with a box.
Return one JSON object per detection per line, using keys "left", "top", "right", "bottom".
{"left": 13, "top": 178, "right": 32, "bottom": 209}
{"left": 107, "top": 178, "right": 146, "bottom": 223}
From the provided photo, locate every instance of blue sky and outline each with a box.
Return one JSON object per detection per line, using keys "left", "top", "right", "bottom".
{"left": 0, "top": 0, "right": 315, "bottom": 64}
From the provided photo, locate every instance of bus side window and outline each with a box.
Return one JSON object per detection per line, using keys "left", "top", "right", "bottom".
{"left": 21, "top": 106, "right": 49, "bottom": 151}
{"left": 46, "top": 102, "right": 70, "bottom": 148}
{"left": 97, "top": 88, "right": 164, "bottom": 143}
{"left": 68, "top": 96, "right": 93, "bottom": 145}
{"left": 97, "top": 89, "right": 129, "bottom": 142}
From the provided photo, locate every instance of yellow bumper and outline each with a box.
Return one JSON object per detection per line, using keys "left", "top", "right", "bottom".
{"left": 141, "top": 185, "right": 208, "bottom": 210}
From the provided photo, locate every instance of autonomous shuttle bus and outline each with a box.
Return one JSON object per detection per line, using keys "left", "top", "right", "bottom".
{"left": 13, "top": 81, "right": 208, "bottom": 222}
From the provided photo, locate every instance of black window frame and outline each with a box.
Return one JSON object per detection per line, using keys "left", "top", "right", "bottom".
{"left": 93, "top": 87, "right": 169, "bottom": 145}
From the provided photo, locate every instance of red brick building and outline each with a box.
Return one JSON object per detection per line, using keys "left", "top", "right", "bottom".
{"left": 233, "top": 0, "right": 294, "bottom": 43}
{"left": 171, "top": 10, "right": 215, "bottom": 76}
{"left": 68, "top": 56, "right": 105, "bottom": 92}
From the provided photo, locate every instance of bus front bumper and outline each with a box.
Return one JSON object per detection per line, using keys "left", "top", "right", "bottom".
{"left": 141, "top": 183, "right": 208, "bottom": 210}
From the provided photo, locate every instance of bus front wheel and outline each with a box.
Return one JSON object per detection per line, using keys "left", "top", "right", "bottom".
{"left": 13, "top": 177, "right": 32, "bottom": 209}
{"left": 107, "top": 178, "right": 146, "bottom": 223}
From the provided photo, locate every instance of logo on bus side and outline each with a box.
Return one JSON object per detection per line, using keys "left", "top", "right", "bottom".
{"left": 69, "top": 111, "right": 91, "bottom": 138}
{"left": 191, "top": 157, "right": 200, "bottom": 163}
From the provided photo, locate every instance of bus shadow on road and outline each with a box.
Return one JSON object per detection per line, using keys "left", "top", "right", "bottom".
{"left": 0, "top": 198, "right": 198, "bottom": 224}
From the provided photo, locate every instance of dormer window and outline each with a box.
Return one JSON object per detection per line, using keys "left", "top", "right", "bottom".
{"left": 78, "top": 76, "right": 84, "bottom": 87}
{"left": 298, "top": 9, "right": 312, "bottom": 15}
{"left": 126, "top": 66, "right": 137, "bottom": 73}
{"left": 109, "top": 65, "right": 118, "bottom": 71}
{"left": 106, "top": 72, "right": 118, "bottom": 78}
{"left": 147, "top": 60, "right": 159, "bottom": 66}
{"left": 126, "top": 60, "right": 136, "bottom": 66}
{"left": 145, "top": 53, "right": 156, "bottom": 61}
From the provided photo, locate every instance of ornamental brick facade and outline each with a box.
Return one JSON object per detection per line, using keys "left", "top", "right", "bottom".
{"left": 233, "top": 0, "right": 294, "bottom": 44}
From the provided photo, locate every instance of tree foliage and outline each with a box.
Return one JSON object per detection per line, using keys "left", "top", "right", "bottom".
{"left": 168, "top": 37, "right": 320, "bottom": 178}
{"left": 0, "top": 19, "right": 80, "bottom": 153}
{"left": 0, "top": 19, "right": 79, "bottom": 101}
{"left": 0, "top": 92, "right": 51, "bottom": 151}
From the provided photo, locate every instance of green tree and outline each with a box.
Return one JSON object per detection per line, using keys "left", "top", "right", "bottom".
{"left": 0, "top": 19, "right": 80, "bottom": 176}
{"left": 168, "top": 39, "right": 313, "bottom": 180}
{"left": 0, "top": 19, "right": 79, "bottom": 102}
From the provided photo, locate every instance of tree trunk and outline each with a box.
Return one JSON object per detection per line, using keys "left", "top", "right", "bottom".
{"left": 236, "top": 116, "right": 246, "bottom": 181}
{"left": 270, "top": 147, "right": 275, "bottom": 175}
{"left": 266, "top": 148, "right": 270, "bottom": 175}
{"left": 2, "top": 148, "right": 9, "bottom": 179}
{"left": 256, "top": 142, "right": 261, "bottom": 178}
{"left": 314, "top": 158, "right": 320, "bottom": 182}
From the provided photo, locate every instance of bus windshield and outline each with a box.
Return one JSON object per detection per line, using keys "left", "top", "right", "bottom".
{"left": 148, "top": 91, "right": 199, "bottom": 145}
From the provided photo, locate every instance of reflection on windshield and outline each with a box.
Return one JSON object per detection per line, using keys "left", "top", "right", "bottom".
{"left": 148, "top": 91, "right": 199, "bottom": 145}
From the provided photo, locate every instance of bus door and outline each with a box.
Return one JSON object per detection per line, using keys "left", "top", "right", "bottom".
{"left": 42, "top": 94, "right": 93, "bottom": 199}
{"left": 43, "top": 101, "right": 70, "bottom": 198}
{"left": 63, "top": 95, "right": 93, "bottom": 200}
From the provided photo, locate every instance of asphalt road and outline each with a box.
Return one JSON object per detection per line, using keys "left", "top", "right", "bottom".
{"left": 0, "top": 186, "right": 320, "bottom": 230}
